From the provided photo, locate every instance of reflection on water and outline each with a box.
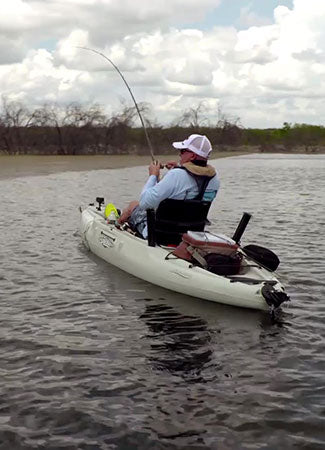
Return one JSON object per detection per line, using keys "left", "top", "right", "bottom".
{"left": 0, "top": 154, "right": 324, "bottom": 449}
{"left": 140, "top": 303, "right": 213, "bottom": 381}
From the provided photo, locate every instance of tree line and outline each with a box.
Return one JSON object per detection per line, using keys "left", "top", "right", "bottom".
{"left": 1, "top": 98, "right": 324, "bottom": 155}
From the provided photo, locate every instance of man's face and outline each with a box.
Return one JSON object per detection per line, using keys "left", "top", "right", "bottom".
{"left": 179, "top": 149, "right": 195, "bottom": 164}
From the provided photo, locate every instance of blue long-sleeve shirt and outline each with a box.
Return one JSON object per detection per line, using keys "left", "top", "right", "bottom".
{"left": 139, "top": 168, "right": 220, "bottom": 210}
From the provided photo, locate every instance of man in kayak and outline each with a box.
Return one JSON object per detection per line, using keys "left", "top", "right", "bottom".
{"left": 118, "top": 134, "right": 220, "bottom": 238}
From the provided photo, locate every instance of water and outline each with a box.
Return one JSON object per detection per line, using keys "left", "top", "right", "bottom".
{"left": 0, "top": 154, "right": 324, "bottom": 449}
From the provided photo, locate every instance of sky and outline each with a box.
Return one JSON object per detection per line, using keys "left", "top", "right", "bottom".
{"left": 0, "top": 0, "right": 325, "bottom": 128}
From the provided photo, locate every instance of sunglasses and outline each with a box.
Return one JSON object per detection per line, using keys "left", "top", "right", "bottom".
{"left": 180, "top": 149, "right": 190, "bottom": 154}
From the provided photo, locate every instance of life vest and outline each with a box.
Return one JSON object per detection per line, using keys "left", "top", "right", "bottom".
{"left": 178, "top": 161, "right": 216, "bottom": 200}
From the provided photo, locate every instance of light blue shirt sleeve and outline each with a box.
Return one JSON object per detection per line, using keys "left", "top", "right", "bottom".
{"left": 139, "top": 169, "right": 219, "bottom": 210}
{"left": 139, "top": 171, "right": 181, "bottom": 210}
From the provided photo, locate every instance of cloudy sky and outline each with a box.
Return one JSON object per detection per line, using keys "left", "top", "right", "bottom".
{"left": 1, "top": 0, "right": 325, "bottom": 128}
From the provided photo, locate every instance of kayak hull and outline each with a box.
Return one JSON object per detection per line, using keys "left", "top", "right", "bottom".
{"left": 80, "top": 206, "right": 287, "bottom": 311}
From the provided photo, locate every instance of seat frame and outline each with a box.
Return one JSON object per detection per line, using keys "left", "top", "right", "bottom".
{"left": 146, "top": 198, "right": 211, "bottom": 247}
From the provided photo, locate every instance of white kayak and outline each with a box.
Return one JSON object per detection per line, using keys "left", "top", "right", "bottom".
{"left": 80, "top": 204, "right": 290, "bottom": 312}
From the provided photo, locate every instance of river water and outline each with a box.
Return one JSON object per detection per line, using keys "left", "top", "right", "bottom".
{"left": 0, "top": 154, "right": 324, "bottom": 449}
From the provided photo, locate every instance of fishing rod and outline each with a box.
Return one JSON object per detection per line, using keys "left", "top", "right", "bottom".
{"left": 77, "top": 46, "right": 156, "bottom": 162}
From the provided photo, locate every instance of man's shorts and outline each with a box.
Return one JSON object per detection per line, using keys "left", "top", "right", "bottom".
{"left": 128, "top": 205, "right": 147, "bottom": 237}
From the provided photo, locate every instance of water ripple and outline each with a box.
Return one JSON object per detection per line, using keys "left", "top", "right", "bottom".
{"left": 0, "top": 154, "right": 324, "bottom": 449}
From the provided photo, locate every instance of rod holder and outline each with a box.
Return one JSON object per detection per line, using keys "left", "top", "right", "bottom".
{"left": 232, "top": 212, "right": 252, "bottom": 244}
{"left": 147, "top": 209, "right": 156, "bottom": 247}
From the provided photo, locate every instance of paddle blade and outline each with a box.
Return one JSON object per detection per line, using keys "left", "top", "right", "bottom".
{"left": 243, "top": 244, "right": 280, "bottom": 272}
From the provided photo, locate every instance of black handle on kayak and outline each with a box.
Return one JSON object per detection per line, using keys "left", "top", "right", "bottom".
{"left": 147, "top": 209, "right": 156, "bottom": 247}
{"left": 232, "top": 212, "right": 252, "bottom": 244}
{"left": 96, "top": 197, "right": 105, "bottom": 211}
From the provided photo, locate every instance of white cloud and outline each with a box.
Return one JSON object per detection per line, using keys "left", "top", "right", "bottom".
{"left": 0, "top": 0, "right": 325, "bottom": 127}
{"left": 0, "top": 0, "right": 219, "bottom": 44}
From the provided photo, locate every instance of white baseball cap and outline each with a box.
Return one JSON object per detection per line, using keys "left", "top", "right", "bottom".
{"left": 172, "top": 134, "right": 212, "bottom": 158}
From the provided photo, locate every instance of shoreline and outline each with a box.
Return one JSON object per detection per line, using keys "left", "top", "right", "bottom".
{"left": 0, "top": 152, "right": 249, "bottom": 180}
{"left": 0, "top": 150, "right": 323, "bottom": 180}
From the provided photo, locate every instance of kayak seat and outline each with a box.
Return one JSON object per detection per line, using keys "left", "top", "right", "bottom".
{"left": 146, "top": 198, "right": 211, "bottom": 246}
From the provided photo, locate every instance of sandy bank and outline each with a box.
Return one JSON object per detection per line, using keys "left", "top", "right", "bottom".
{"left": 0, "top": 152, "right": 249, "bottom": 180}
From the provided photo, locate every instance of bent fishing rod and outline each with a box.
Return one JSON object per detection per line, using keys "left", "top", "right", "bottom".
{"left": 77, "top": 46, "right": 155, "bottom": 162}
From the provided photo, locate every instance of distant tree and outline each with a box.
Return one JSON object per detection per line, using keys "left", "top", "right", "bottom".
{"left": 215, "top": 106, "right": 243, "bottom": 146}
{"left": 105, "top": 100, "right": 152, "bottom": 152}
{"left": 2, "top": 97, "right": 325, "bottom": 156}
{"left": 290, "top": 123, "right": 325, "bottom": 151}
{"left": 0, "top": 96, "right": 33, "bottom": 153}
{"left": 62, "top": 103, "right": 106, "bottom": 128}
{"left": 173, "top": 101, "right": 209, "bottom": 128}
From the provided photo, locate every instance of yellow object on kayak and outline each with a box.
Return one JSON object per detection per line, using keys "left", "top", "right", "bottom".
{"left": 104, "top": 203, "right": 119, "bottom": 219}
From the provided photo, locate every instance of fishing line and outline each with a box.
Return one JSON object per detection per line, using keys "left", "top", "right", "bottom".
{"left": 77, "top": 46, "right": 155, "bottom": 162}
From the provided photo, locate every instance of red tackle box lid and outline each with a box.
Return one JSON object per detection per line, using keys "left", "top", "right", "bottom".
{"left": 182, "top": 231, "right": 239, "bottom": 251}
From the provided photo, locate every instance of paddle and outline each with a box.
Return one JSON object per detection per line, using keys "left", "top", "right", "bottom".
{"left": 242, "top": 244, "right": 280, "bottom": 272}
{"left": 232, "top": 212, "right": 280, "bottom": 272}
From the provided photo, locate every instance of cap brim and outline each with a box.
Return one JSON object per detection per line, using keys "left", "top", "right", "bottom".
{"left": 172, "top": 141, "right": 187, "bottom": 149}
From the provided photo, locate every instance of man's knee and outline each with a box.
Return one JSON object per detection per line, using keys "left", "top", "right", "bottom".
{"left": 118, "top": 201, "right": 139, "bottom": 224}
